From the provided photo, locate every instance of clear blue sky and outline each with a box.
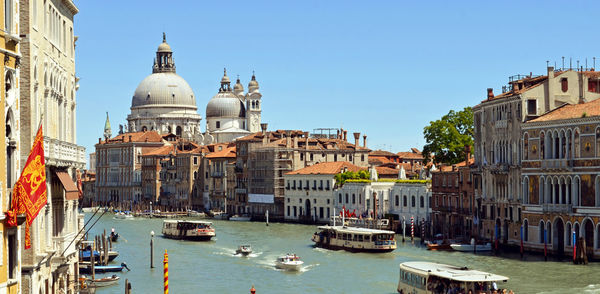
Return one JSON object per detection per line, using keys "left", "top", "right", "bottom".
{"left": 75, "top": 0, "right": 600, "bottom": 161}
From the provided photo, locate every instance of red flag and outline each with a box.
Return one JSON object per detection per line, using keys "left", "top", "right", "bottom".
{"left": 6, "top": 125, "right": 46, "bottom": 249}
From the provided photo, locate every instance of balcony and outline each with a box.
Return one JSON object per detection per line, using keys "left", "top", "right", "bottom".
{"left": 51, "top": 231, "right": 77, "bottom": 260}
{"left": 489, "top": 163, "right": 509, "bottom": 174}
{"left": 541, "top": 159, "right": 573, "bottom": 170}
{"left": 542, "top": 203, "right": 572, "bottom": 214}
{"left": 235, "top": 188, "right": 247, "bottom": 194}
{"left": 211, "top": 171, "right": 224, "bottom": 177}
{"left": 494, "top": 120, "right": 507, "bottom": 129}
{"left": 44, "top": 136, "right": 86, "bottom": 169}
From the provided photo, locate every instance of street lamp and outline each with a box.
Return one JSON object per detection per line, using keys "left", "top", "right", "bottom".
{"left": 150, "top": 230, "right": 155, "bottom": 268}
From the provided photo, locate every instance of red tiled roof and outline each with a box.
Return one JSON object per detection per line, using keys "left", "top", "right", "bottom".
{"left": 285, "top": 161, "right": 365, "bottom": 175}
{"left": 206, "top": 146, "right": 236, "bottom": 158}
{"left": 528, "top": 99, "right": 600, "bottom": 122}
{"left": 375, "top": 166, "right": 398, "bottom": 175}
{"left": 397, "top": 151, "right": 423, "bottom": 159}
{"left": 438, "top": 157, "right": 475, "bottom": 172}
{"left": 143, "top": 145, "right": 174, "bottom": 156}
{"left": 99, "top": 131, "right": 163, "bottom": 144}
{"left": 369, "top": 150, "right": 397, "bottom": 157}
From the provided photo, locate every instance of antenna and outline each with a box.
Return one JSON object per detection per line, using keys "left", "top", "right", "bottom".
{"left": 594, "top": 57, "right": 597, "bottom": 69}
{"left": 577, "top": 60, "right": 579, "bottom": 71}
{"left": 562, "top": 56, "right": 565, "bottom": 69}
{"left": 586, "top": 58, "right": 588, "bottom": 70}
{"left": 546, "top": 60, "right": 549, "bottom": 68}
{"left": 570, "top": 57, "right": 572, "bottom": 70}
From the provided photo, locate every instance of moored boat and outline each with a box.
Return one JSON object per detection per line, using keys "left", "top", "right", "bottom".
{"left": 115, "top": 211, "right": 134, "bottom": 219}
{"left": 397, "top": 261, "right": 508, "bottom": 294}
{"left": 312, "top": 225, "right": 396, "bottom": 253}
{"left": 79, "top": 263, "right": 130, "bottom": 274}
{"left": 235, "top": 244, "right": 252, "bottom": 256}
{"left": 275, "top": 254, "right": 303, "bottom": 271}
{"left": 162, "top": 220, "right": 216, "bottom": 241}
{"left": 229, "top": 214, "right": 251, "bottom": 221}
{"left": 86, "top": 275, "right": 120, "bottom": 287}
{"left": 449, "top": 243, "right": 492, "bottom": 252}
{"left": 80, "top": 250, "right": 119, "bottom": 262}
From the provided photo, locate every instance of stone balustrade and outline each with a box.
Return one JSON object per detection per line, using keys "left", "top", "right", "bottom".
{"left": 44, "top": 136, "right": 86, "bottom": 169}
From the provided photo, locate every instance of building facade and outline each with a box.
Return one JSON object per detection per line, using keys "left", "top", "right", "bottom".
{"left": 521, "top": 99, "right": 600, "bottom": 258}
{"left": 284, "top": 162, "right": 362, "bottom": 223}
{"left": 472, "top": 66, "right": 600, "bottom": 246}
{"left": 18, "top": 1, "right": 85, "bottom": 293}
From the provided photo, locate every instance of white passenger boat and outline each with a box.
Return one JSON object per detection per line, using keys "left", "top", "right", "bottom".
{"left": 235, "top": 244, "right": 252, "bottom": 256}
{"left": 450, "top": 243, "right": 492, "bottom": 252}
{"left": 114, "top": 212, "right": 134, "bottom": 220}
{"left": 275, "top": 254, "right": 303, "bottom": 271}
{"left": 229, "top": 214, "right": 251, "bottom": 221}
{"left": 397, "top": 261, "right": 508, "bottom": 294}
{"left": 162, "top": 220, "right": 215, "bottom": 241}
{"left": 312, "top": 225, "right": 396, "bottom": 253}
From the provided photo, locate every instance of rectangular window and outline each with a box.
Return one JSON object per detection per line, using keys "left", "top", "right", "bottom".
{"left": 293, "top": 206, "right": 297, "bottom": 217}
{"left": 287, "top": 206, "right": 290, "bottom": 217}
{"left": 527, "top": 99, "right": 536, "bottom": 115}
{"left": 4, "top": 0, "right": 12, "bottom": 33}
{"left": 319, "top": 207, "right": 324, "bottom": 219}
{"left": 8, "top": 232, "right": 16, "bottom": 279}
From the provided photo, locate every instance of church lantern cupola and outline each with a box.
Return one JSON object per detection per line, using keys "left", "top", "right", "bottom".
{"left": 153, "top": 32, "right": 176, "bottom": 73}
{"left": 219, "top": 68, "right": 232, "bottom": 92}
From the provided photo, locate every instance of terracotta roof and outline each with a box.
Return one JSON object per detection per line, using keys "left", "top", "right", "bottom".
{"left": 369, "top": 157, "right": 392, "bottom": 165}
{"left": 410, "top": 148, "right": 421, "bottom": 154}
{"left": 528, "top": 99, "right": 600, "bottom": 123}
{"left": 206, "top": 146, "right": 236, "bottom": 158}
{"left": 285, "top": 161, "right": 365, "bottom": 175}
{"left": 397, "top": 151, "right": 424, "bottom": 159}
{"left": 99, "top": 131, "right": 163, "bottom": 145}
{"left": 369, "top": 150, "right": 397, "bottom": 157}
{"left": 375, "top": 166, "right": 398, "bottom": 175}
{"left": 438, "top": 157, "right": 475, "bottom": 172}
{"left": 143, "top": 145, "right": 174, "bottom": 156}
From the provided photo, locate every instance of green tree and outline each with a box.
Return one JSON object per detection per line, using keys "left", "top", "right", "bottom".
{"left": 422, "top": 107, "right": 473, "bottom": 165}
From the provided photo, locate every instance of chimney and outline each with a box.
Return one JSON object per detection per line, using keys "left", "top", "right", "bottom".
{"left": 487, "top": 88, "right": 494, "bottom": 99}
{"left": 293, "top": 134, "right": 298, "bottom": 148}
{"left": 343, "top": 130, "right": 348, "bottom": 142}
{"left": 353, "top": 132, "right": 360, "bottom": 147}
{"left": 260, "top": 123, "right": 268, "bottom": 135}
{"left": 547, "top": 66, "right": 555, "bottom": 112}
{"left": 285, "top": 131, "right": 291, "bottom": 148}
{"left": 98, "top": 138, "right": 101, "bottom": 144}
{"left": 304, "top": 132, "right": 309, "bottom": 150}
{"left": 465, "top": 145, "right": 471, "bottom": 164}
{"left": 129, "top": 135, "right": 132, "bottom": 142}
{"left": 363, "top": 135, "right": 367, "bottom": 148}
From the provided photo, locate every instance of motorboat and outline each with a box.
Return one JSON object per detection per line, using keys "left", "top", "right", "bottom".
{"left": 312, "top": 226, "right": 396, "bottom": 253}
{"left": 115, "top": 211, "right": 133, "bottom": 220}
{"left": 81, "top": 207, "right": 100, "bottom": 213}
{"left": 398, "top": 261, "right": 508, "bottom": 294}
{"left": 235, "top": 245, "right": 252, "bottom": 256}
{"left": 86, "top": 275, "right": 120, "bottom": 287}
{"left": 162, "top": 220, "right": 216, "bottom": 241}
{"left": 79, "top": 263, "right": 130, "bottom": 274}
{"left": 80, "top": 250, "right": 119, "bottom": 262}
{"left": 229, "top": 214, "right": 251, "bottom": 221}
{"left": 450, "top": 243, "right": 492, "bottom": 252}
{"left": 275, "top": 254, "right": 303, "bottom": 271}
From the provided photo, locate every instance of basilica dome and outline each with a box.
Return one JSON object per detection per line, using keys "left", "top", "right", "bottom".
{"left": 131, "top": 73, "right": 196, "bottom": 109}
{"left": 206, "top": 92, "right": 245, "bottom": 118}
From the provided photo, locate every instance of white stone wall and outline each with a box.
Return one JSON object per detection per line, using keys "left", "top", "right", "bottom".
{"left": 283, "top": 174, "right": 334, "bottom": 223}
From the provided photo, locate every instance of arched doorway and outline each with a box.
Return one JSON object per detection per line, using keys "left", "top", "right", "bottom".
{"left": 495, "top": 218, "right": 502, "bottom": 243}
{"left": 503, "top": 219, "right": 509, "bottom": 244}
{"left": 305, "top": 199, "right": 311, "bottom": 218}
{"left": 583, "top": 219, "right": 594, "bottom": 257}
{"left": 553, "top": 218, "right": 564, "bottom": 257}
{"left": 176, "top": 126, "right": 182, "bottom": 136}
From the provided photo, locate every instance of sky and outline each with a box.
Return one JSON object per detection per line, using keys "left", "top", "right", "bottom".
{"left": 75, "top": 0, "right": 600, "bottom": 161}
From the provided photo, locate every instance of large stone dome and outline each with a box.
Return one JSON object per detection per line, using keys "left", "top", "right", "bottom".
{"left": 206, "top": 92, "right": 245, "bottom": 118}
{"left": 131, "top": 73, "right": 197, "bottom": 109}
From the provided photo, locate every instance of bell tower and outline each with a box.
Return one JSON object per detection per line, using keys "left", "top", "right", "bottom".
{"left": 246, "top": 72, "right": 262, "bottom": 133}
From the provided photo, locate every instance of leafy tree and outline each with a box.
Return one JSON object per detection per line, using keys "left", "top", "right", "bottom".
{"left": 335, "top": 170, "right": 371, "bottom": 186}
{"left": 422, "top": 107, "right": 473, "bottom": 165}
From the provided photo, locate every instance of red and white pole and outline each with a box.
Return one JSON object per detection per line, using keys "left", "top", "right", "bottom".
{"left": 411, "top": 216, "right": 414, "bottom": 241}
{"left": 164, "top": 250, "right": 169, "bottom": 294}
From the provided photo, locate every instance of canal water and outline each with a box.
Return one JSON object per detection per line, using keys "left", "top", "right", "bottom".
{"left": 84, "top": 213, "right": 600, "bottom": 294}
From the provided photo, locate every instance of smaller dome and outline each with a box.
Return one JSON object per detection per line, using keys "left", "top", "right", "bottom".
{"left": 233, "top": 78, "right": 244, "bottom": 92}
{"left": 248, "top": 74, "right": 258, "bottom": 88}
{"left": 221, "top": 68, "right": 230, "bottom": 84}
{"left": 206, "top": 92, "right": 246, "bottom": 118}
{"left": 158, "top": 42, "right": 172, "bottom": 52}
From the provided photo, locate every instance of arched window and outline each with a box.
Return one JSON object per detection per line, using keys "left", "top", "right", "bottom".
{"left": 338, "top": 193, "right": 342, "bottom": 203}
{"left": 540, "top": 132, "right": 545, "bottom": 159}
{"left": 420, "top": 196, "right": 424, "bottom": 208}
{"left": 411, "top": 196, "right": 416, "bottom": 207}
{"left": 523, "top": 177, "right": 529, "bottom": 204}
{"left": 539, "top": 221, "right": 545, "bottom": 244}
{"left": 216, "top": 121, "right": 220, "bottom": 129}
{"left": 345, "top": 193, "right": 349, "bottom": 203}
{"left": 403, "top": 196, "right": 407, "bottom": 207}
{"left": 352, "top": 194, "right": 355, "bottom": 204}
{"left": 523, "top": 220, "right": 529, "bottom": 242}
{"left": 561, "top": 78, "right": 568, "bottom": 92}
{"left": 395, "top": 195, "right": 399, "bottom": 207}
{"left": 523, "top": 133, "right": 529, "bottom": 160}
{"left": 574, "top": 130, "right": 580, "bottom": 158}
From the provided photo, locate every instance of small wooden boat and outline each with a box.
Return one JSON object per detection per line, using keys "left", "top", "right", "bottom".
{"left": 87, "top": 275, "right": 120, "bottom": 287}
{"left": 79, "top": 263, "right": 130, "bottom": 274}
{"left": 235, "top": 245, "right": 252, "bottom": 256}
{"left": 275, "top": 254, "right": 303, "bottom": 271}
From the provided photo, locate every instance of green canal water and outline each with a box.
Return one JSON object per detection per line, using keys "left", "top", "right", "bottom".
{"left": 84, "top": 213, "right": 600, "bottom": 294}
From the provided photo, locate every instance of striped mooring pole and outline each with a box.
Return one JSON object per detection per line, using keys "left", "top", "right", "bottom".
{"left": 410, "top": 216, "right": 414, "bottom": 241}
{"left": 164, "top": 250, "right": 169, "bottom": 294}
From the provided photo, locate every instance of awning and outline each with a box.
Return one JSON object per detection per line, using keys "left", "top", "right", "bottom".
{"left": 56, "top": 171, "right": 79, "bottom": 200}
